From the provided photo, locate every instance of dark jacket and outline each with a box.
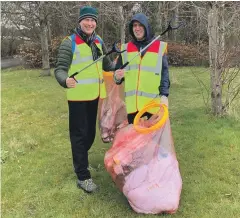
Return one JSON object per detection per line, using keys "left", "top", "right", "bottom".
{"left": 115, "top": 13, "right": 170, "bottom": 97}
{"left": 54, "top": 29, "right": 116, "bottom": 88}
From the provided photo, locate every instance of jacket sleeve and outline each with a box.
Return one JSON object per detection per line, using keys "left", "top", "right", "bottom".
{"left": 159, "top": 54, "right": 170, "bottom": 97}
{"left": 54, "top": 38, "right": 73, "bottom": 88}
{"left": 102, "top": 41, "right": 116, "bottom": 72}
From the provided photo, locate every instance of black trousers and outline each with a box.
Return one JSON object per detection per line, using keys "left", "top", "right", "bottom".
{"left": 127, "top": 111, "right": 152, "bottom": 124}
{"left": 68, "top": 98, "right": 98, "bottom": 181}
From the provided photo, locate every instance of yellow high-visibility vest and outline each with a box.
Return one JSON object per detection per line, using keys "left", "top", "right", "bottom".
{"left": 121, "top": 40, "right": 167, "bottom": 114}
{"left": 67, "top": 34, "right": 106, "bottom": 101}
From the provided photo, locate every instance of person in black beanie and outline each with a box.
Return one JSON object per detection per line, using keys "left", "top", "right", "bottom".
{"left": 54, "top": 6, "right": 116, "bottom": 193}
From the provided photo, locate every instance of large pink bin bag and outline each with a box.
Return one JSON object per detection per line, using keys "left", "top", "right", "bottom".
{"left": 104, "top": 118, "right": 182, "bottom": 214}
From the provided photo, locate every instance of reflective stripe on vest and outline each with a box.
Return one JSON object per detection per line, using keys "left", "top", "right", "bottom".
{"left": 67, "top": 34, "right": 106, "bottom": 101}
{"left": 72, "top": 56, "right": 93, "bottom": 65}
{"left": 125, "top": 90, "right": 159, "bottom": 99}
{"left": 121, "top": 40, "right": 167, "bottom": 114}
{"left": 76, "top": 78, "right": 104, "bottom": 84}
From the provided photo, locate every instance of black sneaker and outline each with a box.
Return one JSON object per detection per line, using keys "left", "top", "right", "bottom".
{"left": 77, "top": 178, "right": 98, "bottom": 193}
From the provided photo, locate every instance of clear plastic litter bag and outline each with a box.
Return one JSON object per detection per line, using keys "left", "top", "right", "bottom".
{"left": 104, "top": 105, "right": 182, "bottom": 214}
{"left": 98, "top": 72, "right": 128, "bottom": 143}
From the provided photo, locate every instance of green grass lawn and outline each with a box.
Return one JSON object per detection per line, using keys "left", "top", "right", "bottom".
{"left": 1, "top": 67, "right": 240, "bottom": 218}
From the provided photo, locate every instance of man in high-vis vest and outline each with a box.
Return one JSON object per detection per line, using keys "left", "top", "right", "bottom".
{"left": 54, "top": 6, "right": 115, "bottom": 193}
{"left": 114, "top": 13, "right": 170, "bottom": 124}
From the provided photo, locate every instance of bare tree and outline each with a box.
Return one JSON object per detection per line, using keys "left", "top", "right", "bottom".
{"left": 208, "top": 2, "right": 222, "bottom": 115}
{"left": 2, "top": 1, "right": 239, "bottom": 117}
{"left": 118, "top": 5, "right": 126, "bottom": 44}
{"left": 208, "top": 2, "right": 240, "bottom": 116}
{"left": 96, "top": 2, "right": 136, "bottom": 46}
{"left": 1, "top": 2, "right": 51, "bottom": 75}
{"left": 39, "top": 2, "right": 50, "bottom": 76}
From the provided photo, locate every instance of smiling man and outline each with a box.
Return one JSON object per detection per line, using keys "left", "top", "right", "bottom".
{"left": 54, "top": 6, "right": 115, "bottom": 193}
{"left": 114, "top": 13, "right": 170, "bottom": 124}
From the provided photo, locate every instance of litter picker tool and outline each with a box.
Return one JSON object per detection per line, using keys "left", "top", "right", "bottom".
{"left": 70, "top": 40, "right": 125, "bottom": 82}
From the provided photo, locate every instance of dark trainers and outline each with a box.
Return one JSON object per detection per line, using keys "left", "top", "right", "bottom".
{"left": 77, "top": 178, "right": 98, "bottom": 193}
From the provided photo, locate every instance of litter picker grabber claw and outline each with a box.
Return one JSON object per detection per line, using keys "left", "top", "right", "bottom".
{"left": 70, "top": 40, "right": 125, "bottom": 82}
{"left": 119, "top": 17, "right": 185, "bottom": 70}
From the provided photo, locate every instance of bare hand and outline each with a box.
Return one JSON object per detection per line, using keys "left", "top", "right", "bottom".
{"left": 160, "top": 96, "right": 168, "bottom": 107}
{"left": 66, "top": 77, "right": 76, "bottom": 88}
{"left": 115, "top": 69, "right": 125, "bottom": 80}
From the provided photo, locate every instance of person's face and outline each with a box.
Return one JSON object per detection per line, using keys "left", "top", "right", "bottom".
{"left": 79, "top": 18, "right": 96, "bottom": 36}
{"left": 132, "top": 21, "right": 145, "bottom": 40}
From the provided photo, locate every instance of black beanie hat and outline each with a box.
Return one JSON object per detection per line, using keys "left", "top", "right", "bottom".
{"left": 78, "top": 6, "right": 98, "bottom": 23}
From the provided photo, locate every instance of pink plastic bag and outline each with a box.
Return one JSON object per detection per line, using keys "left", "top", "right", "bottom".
{"left": 98, "top": 73, "right": 128, "bottom": 143}
{"left": 104, "top": 118, "right": 182, "bottom": 214}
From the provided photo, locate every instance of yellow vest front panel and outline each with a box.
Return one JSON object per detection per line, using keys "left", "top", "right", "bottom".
{"left": 67, "top": 34, "right": 106, "bottom": 101}
{"left": 121, "top": 40, "right": 167, "bottom": 114}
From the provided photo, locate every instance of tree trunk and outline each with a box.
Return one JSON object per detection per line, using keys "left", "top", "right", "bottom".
{"left": 208, "top": 3, "right": 223, "bottom": 115}
{"left": 157, "top": 2, "right": 163, "bottom": 34}
{"left": 169, "top": 2, "right": 179, "bottom": 41}
{"left": 100, "top": 3, "right": 104, "bottom": 40}
{"left": 47, "top": 20, "right": 52, "bottom": 46}
{"left": 118, "top": 6, "right": 126, "bottom": 44}
{"left": 39, "top": 2, "right": 50, "bottom": 76}
{"left": 173, "top": 4, "right": 179, "bottom": 41}
{"left": 163, "top": 2, "right": 169, "bottom": 38}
